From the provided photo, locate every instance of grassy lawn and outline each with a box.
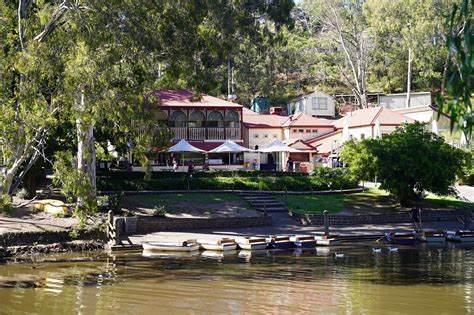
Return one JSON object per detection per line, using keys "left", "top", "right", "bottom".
{"left": 276, "top": 188, "right": 473, "bottom": 215}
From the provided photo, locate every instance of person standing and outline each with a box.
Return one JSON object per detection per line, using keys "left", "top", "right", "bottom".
{"left": 287, "top": 157, "right": 294, "bottom": 172}
{"left": 172, "top": 158, "right": 178, "bottom": 172}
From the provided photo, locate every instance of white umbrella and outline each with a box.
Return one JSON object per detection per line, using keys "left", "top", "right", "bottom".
{"left": 340, "top": 117, "right": 351, "bottom": 144}
{"left": 460, "top": 131, "right": 468, "bottom": 147}
{"left": 260, "top": 140, "right": 301, "bottom": 153}
{"left": 374, "top": 119, "right": 381, "bottom": 139}
{"left": 209, "top": 140, "right": 255, "bottom": 166}
{"left": 167, "top": 139, "right": 205, "bottom": 168}
{"left": 431, "top": 119, "right": 439, "bottom": 135}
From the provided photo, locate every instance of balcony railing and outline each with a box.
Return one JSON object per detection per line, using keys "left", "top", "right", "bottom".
{"left": 170, "top": 127, "right": 240, "bottom": 141}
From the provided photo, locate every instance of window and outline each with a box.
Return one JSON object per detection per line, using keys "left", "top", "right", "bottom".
{"left": 293, "top": 129, "right": 298, "bottom": 133}
{"left": 207, "top": 110, "right": 224, "bottom": 128}
{"left": 273, "top": 134, "right": 278, "bottom": 138}
{"left": 188, "top": 110, "right": 205, "bottom": 128}
{"left": 298, "top": 101, "right": 304, "bottom": 112}
{"left": 306, "top": 129, "right": 311, "bottom": 133}
{"left": 169, "top": 110, "right": 187, "bottom": 127}
{"left": 253, "top": 134, "right": 259, "bottom": 139}
{"left": 361, "top": 134, "right": 365, "bottom": 140}
{"left": 312, "top": 129, "right": 318, "bottom": 133}
{"left": 264, "top": 134, "right": 269, "bottom": 138}
{"left": 225, "top": 110, "right": 240, "bottom": 128}
{"left": 298, "top": 129, "right": 304, "bottom": 133}
{"left": 311, "top": 97, "right": 328, "bottom": 110}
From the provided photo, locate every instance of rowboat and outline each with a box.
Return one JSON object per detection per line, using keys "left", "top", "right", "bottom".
{"left": 265, "top": 235, "right": 292, "bottom": 249}
{"left": 142, "top": 239, "right": 200, "bottom": 252}
{"left": 142, "top": 251, "right": 200, "bottom": 258}
{"left": 290, "top": 235, "right": 317, "bottom": 248}
{"left": 416, "top": 230, "right": 446, "bottom": 242}
{"left": 236, "top": 237, "right": 268, "bottom": 250}
{"left": 445, "top": 230, "right": 474, "bottom": 242}
{"left": 314, "top": 235, "right": 341, "bottom": 246}
{"left": 385, "top": 232, "right": 417, "bottom": 245}
{"left": 197, "top": 238, "right": 238, "bottom": 251}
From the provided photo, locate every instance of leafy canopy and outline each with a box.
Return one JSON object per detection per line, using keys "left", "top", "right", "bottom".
{"left": 341, "top": 122, "right": 467, "bottom": 206}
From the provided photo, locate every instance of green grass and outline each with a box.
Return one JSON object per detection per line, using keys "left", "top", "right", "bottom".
{"left": 276, "top": 188, "right": 473, "bottom": 215}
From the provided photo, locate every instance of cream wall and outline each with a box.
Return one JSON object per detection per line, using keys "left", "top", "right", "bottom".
{"left": 288, "top": 91, "right": 336, "bottom": 117}
{"left": 246, "top": 128, "right": 283, "bottom": 150}
{"left": 288, "top": 126, "right": 335, "bottom": 141}
{"left": 348, "top": 125, "right": 399, "bottom": 140}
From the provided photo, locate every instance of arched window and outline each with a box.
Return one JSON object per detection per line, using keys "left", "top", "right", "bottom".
{"left": 155, "top": 110, "right": 168, "bottom": 127}
{"left": 169, "top": 110, "right": 187, "bottom": 127}
{"left": 207, "top": 110, "right": 224, "bottom": 128}
{"left": 225, "top": 110, "right": 240, "bottom": 128}
{"left": 188, "top": 110, "right": 205, "bottom": 128}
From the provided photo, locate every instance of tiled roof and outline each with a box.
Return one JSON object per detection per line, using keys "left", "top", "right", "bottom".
{"left": 243, "top": 110, "right": 334, "bottom": 129}
{"left": 153, "top": 90, "right": 243, "bottom": 108}
{"left": 282, "top": 112, "right": 334, "bottom": 128}
{"left": 333, "top": 107, "right": 413, "bottom": 129}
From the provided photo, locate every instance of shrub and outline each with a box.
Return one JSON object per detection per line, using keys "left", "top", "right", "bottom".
{"left": 15, "top": 188, "right": 30, "bottom": 199}
{"left": 153, "top": 205, "right": 167, "bottom": 217}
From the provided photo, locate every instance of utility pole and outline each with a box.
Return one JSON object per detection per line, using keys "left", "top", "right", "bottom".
{"left": 406, "top": 47, "right": 412, "bottom": 108}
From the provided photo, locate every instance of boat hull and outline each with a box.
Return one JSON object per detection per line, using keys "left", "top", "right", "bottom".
{"left": 266, "top": 241, "right": 292, "bottom": 250}
{"left": 237, "top": 242, "right": 268, "bottom": 250}
{"left": 292, "top": 240, "right": 317, "bottom": 248}
{"left": 200, "top": 243, "right": 238, "bottom": 251}
{"left": 417, "top": 235, "right": 446, "bottom": 243}
{"left": 386, "top": 233, "right": 416, "bottom": 245}
{"left": 142, "top": 243, "right": 200, "bottom": 252}
{"left": 446, "top": 230, "right": 474, "bottom": 242}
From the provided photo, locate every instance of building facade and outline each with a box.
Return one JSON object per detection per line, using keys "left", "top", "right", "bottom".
{"left": 287, "top": 91, "right": 336, "bottom": 118}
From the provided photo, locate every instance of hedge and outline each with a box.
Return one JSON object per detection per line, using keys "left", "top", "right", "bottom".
{"left": 97, "top": 170, "right": 358, "bottom": 192}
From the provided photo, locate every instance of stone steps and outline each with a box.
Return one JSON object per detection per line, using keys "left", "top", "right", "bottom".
{"left": 238, "top": 193, "right": 288, "bottom": 214}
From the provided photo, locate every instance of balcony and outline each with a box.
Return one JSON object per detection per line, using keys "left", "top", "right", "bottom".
{"left": 170, "top": 127, "right": 241, "bottom": 141}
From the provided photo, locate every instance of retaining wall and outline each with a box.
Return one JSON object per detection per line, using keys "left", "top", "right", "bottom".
{"left": 292, "top": 210, "right": 471, "bottom": 226}
{"left": 134, "top": 215, "right": 272, "bottom": 234}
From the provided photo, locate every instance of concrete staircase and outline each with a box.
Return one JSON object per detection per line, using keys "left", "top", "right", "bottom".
{"left": 237, "top": 192, "right": 287, "bottom": 213}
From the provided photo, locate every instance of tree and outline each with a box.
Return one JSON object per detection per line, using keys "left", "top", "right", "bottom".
{"left": 342, "top": 123, "right": 467, "bottom": 206}
{"left": 365, "top": 0, "right": 457, "bottom": 94}
{"left": 302, "top": 0, "right": 372, "bottom": 108}
{"left": 339, "top": 139, "right": 377, "bottom": 183}
{"left": 437, "top": 0, "right": 473, "bottom": 148}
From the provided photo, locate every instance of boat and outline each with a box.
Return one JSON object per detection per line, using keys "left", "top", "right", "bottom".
{"left": 197, "top": 238, "right": 238, "bottom": 251}
{"left": 142, "top": 251, "right": 200, "bottom": 258}
{"left": 290, "top": 235, "right": 317, "bottom": 248}
{"left": 445, "top": 230, "right": 474, "bottom": 242}
{"left": 265, "top": 235, "right": 293, "bottom": 249}
{"left": 236, "top": 237, "right": 268, "bottom": 250}
{"left": 416, "top": 230, "right": 446, "bottom": 242}
{"left": 314, "top": 235, "right": 341, "bottom": 246}
{"left": 385, "top": 232, "right": 417, "bottom": 245}
{"left": 142, "top": 239, "right": 200, "bottom": 252}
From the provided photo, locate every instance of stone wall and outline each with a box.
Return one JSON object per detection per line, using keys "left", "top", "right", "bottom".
{"left": 0, "top": 230, "right": 105, "bottom": 247}
{"left": 135, "top": 215, "right": 272, "bottom": 234}
{"left": 292, "top": 210, "right": 471, "bottom": 226}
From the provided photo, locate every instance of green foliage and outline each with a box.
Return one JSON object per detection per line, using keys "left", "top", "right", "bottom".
{"left": 437, "top": 0, "right": 473, "bottom": 144}
{"left": 153, "top": 205, "right": 167, "bottom": 217}
{"left": 96, "top": 193, "right": 122, "bottom": 214}
{"left": 0, "top": 194, "right": 12, "bottom": 214}
{"left": 97, "top": 171, "right": 358, "bottom": 192}
{"left": 340, "top": 140, "right": 377, "bottom": 182}
{"left": 15, "top": 188, "right": 30, "bottom": 200}
{"left": 342, "top": 123, "right": 467, "bottom": 206}
{"left": 52, "top": 152, "right": 97, "bottom": 223}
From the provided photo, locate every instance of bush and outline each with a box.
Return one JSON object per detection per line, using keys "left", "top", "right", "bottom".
{"left": 97, "top": 193, "right": 123, "bottom": 214}
{"left": 97, "top": 173, "right": 358, "bottom": 192}
{"left": 15, "top": 188, "right": 30, "bottom": 199}
{"left": 153, "top": 205, "right": 167, "bottom": 217}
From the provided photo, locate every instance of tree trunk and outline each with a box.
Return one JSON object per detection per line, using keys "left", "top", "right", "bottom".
{"left": 406, "top": 47, "right": 412, "bottom": 108}
{"left": 76, "top": 90, "right": 97, "bottom": 208}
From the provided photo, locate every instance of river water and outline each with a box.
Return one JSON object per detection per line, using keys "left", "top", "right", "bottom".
{"left": 0, "top": 243, "right": 472, "bottom": 314}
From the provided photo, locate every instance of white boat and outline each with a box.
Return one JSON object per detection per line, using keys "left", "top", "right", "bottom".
{"left": 197, "top": 238, "right": 238, "bottom": 251}
{"left": 201, "top": 250, "right": 238, "bottom": 259}
{"left": 236, "top": 237, "right": 268, "bottom": 250}
{"left": 446, "top": 230, "right": 474, "bottom": 242}
{"left": 142, "top": 239, "right": 200, "bottom": 252}
{"left": 142, "top": 251, "right": 200, "bottom": 258}
{"left": 314, "top": 235, "right": 341, "bottom": 246}
{"left": 416, "top": 230, "right": 446, "bottom": 242}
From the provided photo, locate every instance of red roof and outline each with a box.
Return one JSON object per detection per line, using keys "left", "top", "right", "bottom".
{"left": 242, "top": 109, "right": 334, "bottom": 129}
{"left": 282, "top": 112, "right": 334, "bottom": 128}
{"left": 153, "top": 90, "right": 243, "bottom": 108}
{"left": 332, "top": 107, "right": 413, "bottom": 129}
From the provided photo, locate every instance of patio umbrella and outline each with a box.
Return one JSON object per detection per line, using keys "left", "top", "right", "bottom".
{"left": 431, "top": 119, "right": 439, "bottom": 135}
{"left": 208, "top": 140, "right": 255, "bottom": 165}
{"left": 374, "top": 119, "right": 381, "bottom": 139}
{"left": 261, "top": 140, "right": 301, "bottom": 171}
{"left": 340, "top": 117, "right": 351, "bottom": 144}
{"left": 167, "top": 139, "right": 206, "bottom": 168}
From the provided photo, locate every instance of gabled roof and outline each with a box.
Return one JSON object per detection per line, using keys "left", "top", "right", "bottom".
{"left": 283, "top": 139, "right": 317, "bottom": 152}
{"left": 282, "top": 112, "right": 334, "bottom": 128}
{"left": 333, "top": 107, "right": 413, "bottom": 129}
{"left": 154, "top": 90, "right": 242, "bottom": 108}
{"left": 242, "top": 110, "right": 334, "bottom": 129}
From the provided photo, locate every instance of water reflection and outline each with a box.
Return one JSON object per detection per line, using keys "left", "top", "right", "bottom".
{"left": 0, "top": 243, "right": 472, "bottom": 313}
